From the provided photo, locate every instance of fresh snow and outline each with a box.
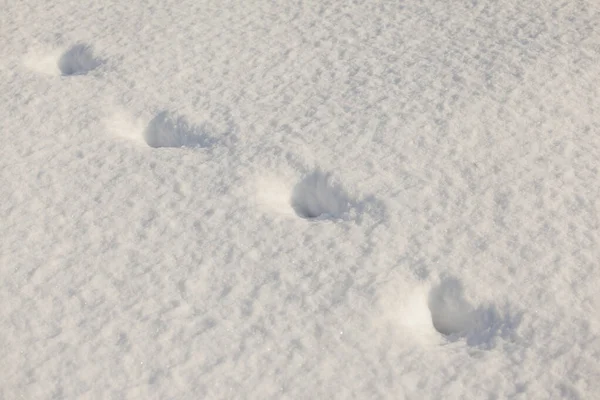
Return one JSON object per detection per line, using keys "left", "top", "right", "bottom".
{"left": 2, "top": 0, "right": 600, "bottom": 398}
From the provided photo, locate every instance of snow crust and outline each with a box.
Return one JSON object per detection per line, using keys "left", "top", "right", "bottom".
{"left": 2, "top": 0, "right": 600, "bottom": 398}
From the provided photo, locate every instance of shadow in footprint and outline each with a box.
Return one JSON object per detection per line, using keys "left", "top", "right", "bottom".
{"left": 144, "top": 111, "right": 216, "bottom": 149}
{"left": 290, "top": 170, "right": 353, "bottom": 220}
{"left": 428, "top": 278, "right": 475, "bottom": 336}
{"left": 58, "top": 44, "right": 102, "bottom": 76}
{"left": 427, "top": 277, "right": 522, "bottom": 348}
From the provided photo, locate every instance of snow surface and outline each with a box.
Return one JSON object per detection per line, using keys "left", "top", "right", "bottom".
{"left": 2, "top": 0, "right": 600, "bottom": 398}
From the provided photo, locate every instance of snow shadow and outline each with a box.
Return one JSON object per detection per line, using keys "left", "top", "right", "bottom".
{"left": 58, "top": 44, "right": 102, "bottom": 76}
{"left": 290, "top": 170, "right": 353, "bottom": 220}
{"left": 428, "top": 278, "right": 474, "bottom": 336}
{"left": 428, "top": 277, "right": 521, "bottom": 348}
{"left": 144, "top": 111, "right": 216, "bottom": 149}
{"left": 289, "top": 170, "right": 385, "bottom": 222}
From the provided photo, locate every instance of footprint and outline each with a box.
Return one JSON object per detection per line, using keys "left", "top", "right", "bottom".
{"left": 143, "top": 111, "right": 215, "bottom": 149}
{"left": 379, "top": 277, "right": 520, "bottom": 348}
{"left": 24, "top": 43, "right": 102, "bottom": 76}
{"left": 58, "top": 44, "right": 102, "bottom": 76}
{"left": 290, "top": 170, "right": 353, "bottom": 219}
{"left": 427, "top": 277, "right": 521, "bottom": 347}
{"left": 428, "top": 278, "right": 475, "bottom": 336}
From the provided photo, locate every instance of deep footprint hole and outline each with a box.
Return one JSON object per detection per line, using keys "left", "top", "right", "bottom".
{"left": 290, "top": 171, "right": 353, "bottom": 219}
{"left": 428, "top": 278, "right": 475, "bottom": 336}
{"left": 144, "top": 111, "right": 215, "bottom": 149}
{"left": 58, "top": 44, "right": 102, "bottom": 76}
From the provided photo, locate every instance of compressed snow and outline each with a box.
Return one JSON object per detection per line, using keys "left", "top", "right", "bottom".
{"left": 1, "top": 0, "right": 600, "bottom": 398}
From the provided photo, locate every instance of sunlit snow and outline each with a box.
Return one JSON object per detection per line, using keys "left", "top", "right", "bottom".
{"left": 2, "top": 0, "right": 599, "bottom": 398}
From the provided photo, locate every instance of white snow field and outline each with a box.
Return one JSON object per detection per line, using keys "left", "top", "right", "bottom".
{"left": 1, "top": 0, "right": 600, "bottom": 398}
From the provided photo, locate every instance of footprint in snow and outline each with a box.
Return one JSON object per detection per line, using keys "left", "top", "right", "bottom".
{"left": 144, "top": 111, "right": 216, "bottom": 149}
{"left": 58, "top": 43, "right": 102, "bottom": 76}
{"left": 289, "top": 170, "right": 385, "bottom": 222}
{"left": 428, "top": 277, "right": 475, "bottom": 336}
{"left": 24, "top": 43, "right": 102, "bottom": 76}
{"left": 380, "top": 277, "right": 520, "bottom": 349}
{"left": 290, "top": 170, "right": 354, "bottom": 220}
{"left": 427, "top": 277, "right": 521, "bottom": 347}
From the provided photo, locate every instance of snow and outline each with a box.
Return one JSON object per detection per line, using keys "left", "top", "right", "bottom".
{"left": 1, "top": 0, "right": 600, "bottom": 398}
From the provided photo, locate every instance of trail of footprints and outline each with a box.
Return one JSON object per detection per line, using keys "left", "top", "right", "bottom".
{"left": 27, "top": 41, "right": 519, "bottom": 348}
{"left": 27, "top": 42, "right": 367, "bottom": 220}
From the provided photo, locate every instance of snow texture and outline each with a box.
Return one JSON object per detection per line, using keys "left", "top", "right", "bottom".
{"left": 2, "top": 0, "right": 600, "bottom": 399}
